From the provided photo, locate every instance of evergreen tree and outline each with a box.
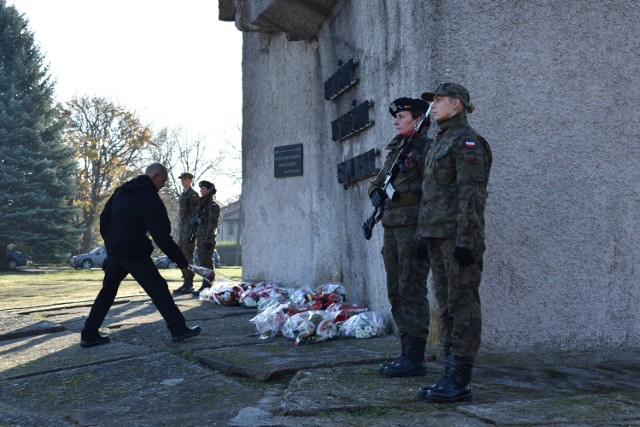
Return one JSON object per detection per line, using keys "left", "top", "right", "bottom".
{"left": 0, "top": 1, "right": 80, "bottom": 267}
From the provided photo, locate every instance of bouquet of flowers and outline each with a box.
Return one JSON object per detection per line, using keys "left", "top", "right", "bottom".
{"left": 325, "top": 302, "right": 368, "bottom": 323}
{"left": 199, "top": 283, "right": 247, "bottom": 306}
{"left": 239, "top": 282, "right": 288, "bottom": 308}
{"left": 317, "top": 283, "right": 346, "bottom": 299}
{"left": 249, "top": 300, "right": 291, "bottom": 339}
{"left": 287, "top": 286, "right": 318, "bottom": 307}
{"left": 340, "top": 311, "right": 386, "bottom": 339}
{"left": 282, "top": 310, "right": 332, "bottom": 346}
{"left": 189, "top": 264, "right": 215, "bottom": 284}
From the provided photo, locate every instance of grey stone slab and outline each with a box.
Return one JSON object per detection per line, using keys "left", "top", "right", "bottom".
{"left": 0, "top": 352, "right": 258, "bottom": 427}
{"left": 459, "top": 394, "right": 640, "bottom": 425}
{"left": 193, "top": 335, "right": 399, "bottom": 381}
{"left": 0, "top": 310, "right": 63, "bottom": 341}
{"left": 0, "top": 331, "right": 151, "bottom": 380}
{"left": 107, "top": 313, "right": 259, "bottom": 352}
{"left": 0, "top": 401, "right": 72, "bottom": 427}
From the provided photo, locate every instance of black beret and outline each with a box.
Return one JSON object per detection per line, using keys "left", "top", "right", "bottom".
{"left": 198, "top": 180, "right": 213, "bottom": 190}
{"left": 389, "top": 97, "right": 430, "bottom": 117}
{"left": 178, "top": 172, "right": 193, "bottom": 179}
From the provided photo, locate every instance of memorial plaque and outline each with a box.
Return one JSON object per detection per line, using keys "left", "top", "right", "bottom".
{"left": 274, "top": 144, "right": 303, "bottom": 178}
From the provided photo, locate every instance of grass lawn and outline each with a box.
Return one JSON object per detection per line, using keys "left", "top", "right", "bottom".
{"left": 0, "top": 266, "right": 243, "bottom": 311}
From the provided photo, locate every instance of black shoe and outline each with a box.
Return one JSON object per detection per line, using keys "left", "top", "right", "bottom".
{"left": 417, "top": 354, "right": 455, "bottom": 399}
{"left": 80, "top": 333, "right": 111, "bottom": 348}
{"left": 172, "top": 284, "right": 194, "bottom": 295}
{"left": 378, "top": 357, "right": 402, "bottom": 374}
{"left": 382, "top": 358, "right": 427, "bottom": 377}
{"left": 424, "top": 357, "right": 473, "bottom": 403}
{"left": 171, "top": 325, "right": 202, "bottom": 342}
{"left": 378, "top": 335, "right": 409, "bottom": 374}
{"left": 382, "top": 336, "right": 427, "bottom": 377}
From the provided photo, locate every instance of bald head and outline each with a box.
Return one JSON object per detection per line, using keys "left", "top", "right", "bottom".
{"left": 145, "top": 163, "right": 168, "bottom": 190}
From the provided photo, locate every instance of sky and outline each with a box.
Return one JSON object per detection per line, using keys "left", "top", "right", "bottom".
{"left": 7, "top": 0, "right": 243, "bottom": 202}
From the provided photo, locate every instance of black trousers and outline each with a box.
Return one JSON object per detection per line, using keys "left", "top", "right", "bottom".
{"left": 83, "top": 256, "right": 186, "bottom": 333}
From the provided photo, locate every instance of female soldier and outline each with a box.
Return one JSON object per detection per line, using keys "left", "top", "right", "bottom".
{"left": 192, "top": 180, "right": 220, "bottom": 296}
{"left": 415, "top": 83, "right": 492, "bottom": 403}
{"left": 368, "top": 97, "right": 432, "bottom": 378}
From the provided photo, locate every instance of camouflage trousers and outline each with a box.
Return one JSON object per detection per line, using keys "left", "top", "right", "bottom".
{"left": 196, "top": 236, "right": 215, "bottom": 271}
{"left": 382, "top": 225, "right": 430, "bottom": 339}
{"left": 177, "top": 228, "right": 195, "bottom": 280}
{"left": 426, "top": 238, "right": 483, "bottom": 360}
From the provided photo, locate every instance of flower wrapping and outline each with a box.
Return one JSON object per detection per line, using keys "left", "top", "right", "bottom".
{"left": 281, "top": 310, "right": 331, "bottom": 346}
{"left": 239, "top": 282, "right": 288, "bottom": 308}
{"left": 189, "top": 264, "right": 215, "bottom": 284}
{"left": 341, "top": 311, "right": 386, "bottom": 339}
{"left": 325, "top": 303, "right": 368, "bottom": 322}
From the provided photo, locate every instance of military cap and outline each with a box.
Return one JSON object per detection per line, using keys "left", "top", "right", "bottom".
{"left": 178, "top": 172, "right": 194, "bottom": 179}
{"left": 389, "top": 97, "right": 429, "bottom": 117}
{"left": 421, "top": 83, "right": 470, "bottom": 108}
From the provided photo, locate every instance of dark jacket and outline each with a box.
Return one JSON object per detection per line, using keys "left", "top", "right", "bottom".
{"left": 100, "top": 175, "right": 188, "bottom": 268}
{"left": 368, "top": 129, "right": 432, "bottom": 227}
{"left": 415, "top": 112, "right": 492, "bottom": 249}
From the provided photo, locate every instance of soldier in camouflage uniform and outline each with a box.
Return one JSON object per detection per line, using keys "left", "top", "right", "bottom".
{"left": 173, "top": 172, "right": 200, "bottom": 295}
{"left": 368, "top": 97, "right": 432, "bottom": 378}
{"left": 415, "top": 83, "right": 492, "bottom": 403}
{"left": 192, "top": 180, "right": 220, "bottom": 296}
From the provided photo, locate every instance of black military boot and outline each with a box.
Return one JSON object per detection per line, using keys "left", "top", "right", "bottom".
{"left": 172, "top": 277, "right": 194, "bottom": 295}
{"left": 416, "top": 353, "right": 455, "bottom": 400}
{"left": 424, "top": 356, "right": 473, "bottom": 403}
{"left": 381, "top": 336, "right": 427, "bottom": 377}
{"left": 378, "top": 335, "right": 409, "bottom": 374}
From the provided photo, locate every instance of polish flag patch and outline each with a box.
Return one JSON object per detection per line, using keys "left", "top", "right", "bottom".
{"left": 465, "top": 140, "right": 476, "bottom": 149}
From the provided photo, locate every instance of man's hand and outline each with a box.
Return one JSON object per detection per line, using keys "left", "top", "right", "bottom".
{"left": 454, "top": 247, "right": 475, "bottom": 266}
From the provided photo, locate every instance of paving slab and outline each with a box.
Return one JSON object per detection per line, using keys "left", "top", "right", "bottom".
{"left": 193, "top": 335, "right": 399, "bottom": 381}
{"left": 0, "top": 311, "right": 64, "bottom": 341}
{"left": 0, "top": 352, "right": 259, "bottom": 427}
{"left": 2, "top": 297, "right": 640, "bottom": 426}
{"left": 0, "top": 331, "right": 151, "bottom": 380}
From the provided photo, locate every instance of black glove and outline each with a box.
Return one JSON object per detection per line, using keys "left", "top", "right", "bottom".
{"left": 370, "top": 188, "right": 384, "bottom": 207}
{"left": 454, "top": 247, "right": 474, "bottom": 266}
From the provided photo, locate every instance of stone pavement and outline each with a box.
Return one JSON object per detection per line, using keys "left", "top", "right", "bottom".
{"left": 1, "top": 289, "right": 639, "bottom": 426}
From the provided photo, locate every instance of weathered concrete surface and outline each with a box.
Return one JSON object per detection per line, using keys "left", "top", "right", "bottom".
{"left": 1, "top": 294, "right": 639, "bottom": 426}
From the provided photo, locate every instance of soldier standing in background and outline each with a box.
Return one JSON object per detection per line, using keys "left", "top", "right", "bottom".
{"left": 368, "top": 97, "right": 432, "bottom": 378}
{"left": 192, "top": 180, "right": 220, "bottom": 296}
{"left": 415, "top": 83, "right": 492, "bottom": 403}
{"left": 173, "top": 172, "right": 200, "bottom": 295}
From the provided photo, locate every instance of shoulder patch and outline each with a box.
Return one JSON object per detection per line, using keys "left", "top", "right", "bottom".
{"left": 465, "top": 140, "right": 476, "bottom": 149}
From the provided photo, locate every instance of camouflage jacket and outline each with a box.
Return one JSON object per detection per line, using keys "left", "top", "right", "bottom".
{"left": 415, "top": 112, "right": 492, "bottom": 249}
{"left": 195, "top": 193, "right": 220, "bottom": 243}
{"left": 368, "top": 130, "right": 432, "bottom": 227}
{"left": 178, "top": 186, "right": 200, "bottom": 232}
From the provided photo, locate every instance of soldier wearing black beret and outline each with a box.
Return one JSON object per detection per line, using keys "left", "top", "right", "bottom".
{"left": 190, "top": 180, "right": 220, "bottom": 296}
{"left": 368, "top": 97, "right": 432, "bottom": 379}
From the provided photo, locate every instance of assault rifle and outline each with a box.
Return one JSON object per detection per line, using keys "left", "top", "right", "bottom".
{"left": 362, "top": 103, "right": 432, "bottom": 240}
{"left": 189, "top": 216, "right": 201, "bottom": 243}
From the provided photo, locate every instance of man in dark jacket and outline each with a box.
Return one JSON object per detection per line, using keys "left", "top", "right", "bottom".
{"left": 80, "top": 163, "right": 201, "bottom": 347}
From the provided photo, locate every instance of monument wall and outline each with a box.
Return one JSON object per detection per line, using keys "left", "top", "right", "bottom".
{"left": 222, "top": 0, "right": 640, "bottom": 357}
